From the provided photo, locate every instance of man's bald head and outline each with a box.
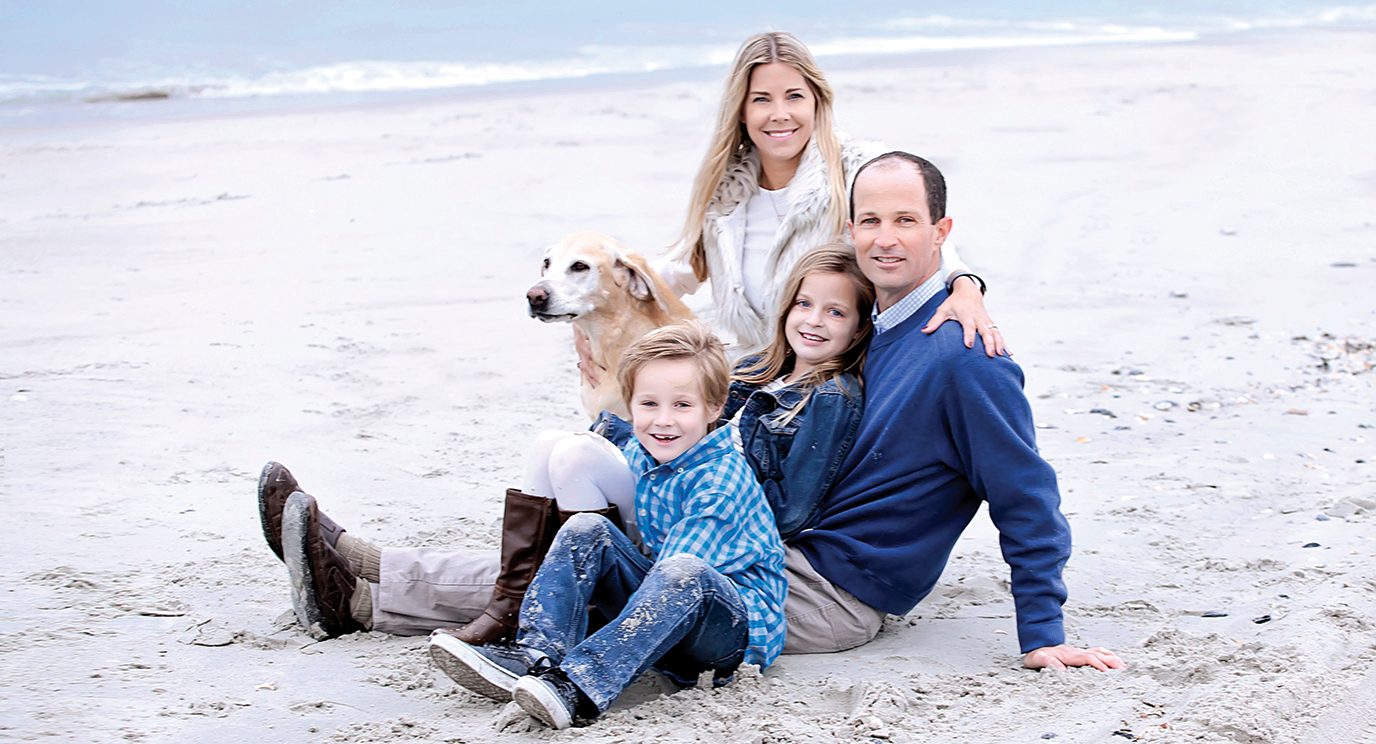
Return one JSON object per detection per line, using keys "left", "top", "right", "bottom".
{"left": 849, "top": 151, "right": 947, "bottom": 225}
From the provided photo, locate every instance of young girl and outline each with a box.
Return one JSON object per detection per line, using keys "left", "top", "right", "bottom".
{"left": 726, "top": 243, "right": 872, "bottom": 539}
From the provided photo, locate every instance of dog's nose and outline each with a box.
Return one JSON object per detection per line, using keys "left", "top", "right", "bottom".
{"left": 527, "top": 285, "right": 549, "bottom": 311}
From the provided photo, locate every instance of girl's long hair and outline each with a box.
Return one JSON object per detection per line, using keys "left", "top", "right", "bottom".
{"left": 735, "top": 244, "right": 874, "bottom": 421}
{"left": 672, "top": 32, "right": 848, "bottom": 282}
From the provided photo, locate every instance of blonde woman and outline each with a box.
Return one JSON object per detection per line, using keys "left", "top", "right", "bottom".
{"left": 576, "top": 31, "right": 1002, "bottom": 384}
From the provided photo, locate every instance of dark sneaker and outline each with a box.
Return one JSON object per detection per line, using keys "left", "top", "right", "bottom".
{"left": 428, "top": 631, "right": 547, "bottom": 701}
{"left": 258, "top": 462, "right": 346, "bottom": 563}
{"left": 512, "top": 665, "right": 598, "bottom": 730}
{"left": 282, "top": 491, "right": 363, "bottom": 640}
{"left": 257, "top": 461, "right": 300, "bottom": 561}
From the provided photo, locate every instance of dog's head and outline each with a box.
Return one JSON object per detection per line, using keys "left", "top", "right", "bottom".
{"left": 526, "top": 231, "right": 662, "bottom": 322}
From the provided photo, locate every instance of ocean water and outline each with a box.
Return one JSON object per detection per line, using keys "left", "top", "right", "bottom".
{"left": 2, "top": 1, "right": 1374, "bottom": 122}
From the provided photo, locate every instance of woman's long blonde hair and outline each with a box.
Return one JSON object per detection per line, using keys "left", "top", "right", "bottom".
{"left": 735, "top": 244, "right": 874, "bottom": 420}
{"left": 673, "top": 32, "right": 848, "bottom": 282}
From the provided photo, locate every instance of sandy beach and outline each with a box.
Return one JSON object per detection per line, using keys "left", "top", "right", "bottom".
{"left": 2, "top": 26, "right": 1375, "bottom": 743}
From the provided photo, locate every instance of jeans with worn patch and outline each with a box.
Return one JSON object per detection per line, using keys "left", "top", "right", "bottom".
{"left": 517, "top": 512, "right": 749, "bottom": 713}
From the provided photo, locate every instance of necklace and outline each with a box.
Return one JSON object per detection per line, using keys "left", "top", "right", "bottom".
{"left": 764, "top": 187, "right": 788, "bottom": 221}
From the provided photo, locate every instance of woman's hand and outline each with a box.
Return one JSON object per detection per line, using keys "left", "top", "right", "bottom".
{"left": 922, "top": 277, "right": 1007, "bottom": 357}
{"left": 573, "top": 326, "right": 606, "bottom": 388}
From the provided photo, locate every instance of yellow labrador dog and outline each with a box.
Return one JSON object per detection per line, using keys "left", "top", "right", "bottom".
{"left": 526, "top": 231, "right": 695, "bottom": 420}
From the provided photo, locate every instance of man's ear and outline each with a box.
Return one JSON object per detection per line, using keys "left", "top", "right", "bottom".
{"left": 934, "top": 216, "right": 953, "bottom": 247}
{"left": 846, "top": 219, "right": 855, "bottom": 240}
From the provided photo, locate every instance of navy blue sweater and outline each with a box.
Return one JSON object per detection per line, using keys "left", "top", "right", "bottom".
{"left": 792, "top": 292, "right": 1071, "bottom": 653}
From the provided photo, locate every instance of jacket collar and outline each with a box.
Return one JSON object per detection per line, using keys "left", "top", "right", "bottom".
{"left": 628, "top": 422, "right": 735, "bottom": 476}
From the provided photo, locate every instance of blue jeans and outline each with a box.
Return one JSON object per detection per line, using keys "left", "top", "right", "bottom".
{"left": 517, "top": 513, "right": 750, "bottom": 713}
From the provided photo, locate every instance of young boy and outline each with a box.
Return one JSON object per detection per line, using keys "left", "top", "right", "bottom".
{"left": 427, "top": 321, "right": 787, "bottom": 729}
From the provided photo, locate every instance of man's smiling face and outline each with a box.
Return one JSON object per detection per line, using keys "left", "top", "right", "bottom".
{"left": 848, "top": 161, "right": 952, "bottom": 311}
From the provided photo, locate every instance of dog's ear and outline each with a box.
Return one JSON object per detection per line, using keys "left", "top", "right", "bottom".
{"left": 612, "top": 251, "right": 667, "bottom": 310}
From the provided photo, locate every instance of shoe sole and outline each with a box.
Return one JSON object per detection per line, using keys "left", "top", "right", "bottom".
{"left": 257, "top": 461, "right": 283, "bottom": 561}
{"left": 513, "top": 676, "right": 574, "bottom": 730}
{"left": 428, "top": 632, "right": 520, "bottom": 701}
{"left": 282, "top": 492, "right": 330, "bottom": 640}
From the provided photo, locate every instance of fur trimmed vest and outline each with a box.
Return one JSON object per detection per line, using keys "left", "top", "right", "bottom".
{"left": 697, "top": 138, "right": 870, "bottom": 353}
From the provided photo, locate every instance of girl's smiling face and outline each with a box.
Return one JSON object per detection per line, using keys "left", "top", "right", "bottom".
{"left": 631, "top": 358, "right": 723, "bottom": 464}
{"left": 785, "top": 271, "right": 862, "bottom": 379}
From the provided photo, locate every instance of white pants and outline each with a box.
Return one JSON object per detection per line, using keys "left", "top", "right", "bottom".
{"left": 521, "top": 430, "right": 640, "bottom": 545}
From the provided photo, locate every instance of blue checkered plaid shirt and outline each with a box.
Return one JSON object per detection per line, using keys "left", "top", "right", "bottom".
{"left": 623, "top": 424, "right": 788, "bottom": 668}
{"left": 872, "top": 270, "right": 947, "bottom": 335}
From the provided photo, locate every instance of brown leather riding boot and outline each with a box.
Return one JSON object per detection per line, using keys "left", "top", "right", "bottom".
{"left": 439, "top": 492, "right": 621, "bottom": 646}
{"left": 442, "top": 489, "right": 559, "bottom": 645}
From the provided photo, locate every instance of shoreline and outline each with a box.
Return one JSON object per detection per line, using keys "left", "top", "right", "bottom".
{"left": 1, "top": 24, "right": 1366, "bottom": 134}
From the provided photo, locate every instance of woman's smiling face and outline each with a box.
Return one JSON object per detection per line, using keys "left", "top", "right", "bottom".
{"left": 740, "top": 61, "right": 816, "bottom": 186}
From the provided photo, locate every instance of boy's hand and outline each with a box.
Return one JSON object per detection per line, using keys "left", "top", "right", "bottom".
{"left": 1022, "top": 644, "right": 1125, "bottom": 672}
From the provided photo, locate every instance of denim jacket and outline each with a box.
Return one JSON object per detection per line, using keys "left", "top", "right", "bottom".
{"left": 591, "top": 357, "right": 864, "bottom": 540}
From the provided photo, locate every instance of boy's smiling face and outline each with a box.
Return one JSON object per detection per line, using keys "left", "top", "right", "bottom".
{"left": 630, "top": 357, "right": 722, "bottom": 464}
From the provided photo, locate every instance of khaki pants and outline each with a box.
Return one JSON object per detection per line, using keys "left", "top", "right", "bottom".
{"left": 372, "top": 544, "right": 885, "bottom": 654}
{"left": 779, "top": 545, "right": 886, "bottom": 654}
{"left": 370, "top": 547, "right": 500, "bottom": 635}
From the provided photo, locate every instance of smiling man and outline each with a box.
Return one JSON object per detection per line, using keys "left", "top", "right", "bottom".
{"left": 783, "top": 151, "right": 1123, "bottom": 671}
{"left": 848, "top": 153, "right": 954, "bottom": 315}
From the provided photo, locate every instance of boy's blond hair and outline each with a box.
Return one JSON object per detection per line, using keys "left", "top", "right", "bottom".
{"left": 617, "top": 321, "right": 730, "bottom": 413}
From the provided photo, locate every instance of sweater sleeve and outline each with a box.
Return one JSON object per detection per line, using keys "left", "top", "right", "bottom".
{"left": 938, "top": 239, "right": 973, "bottom": 284}
{"left": 652, "top": 252, "right": 702, "bottom": 298}
{"left": 943, "top": 352, "right": 1070, "bottom": 653}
